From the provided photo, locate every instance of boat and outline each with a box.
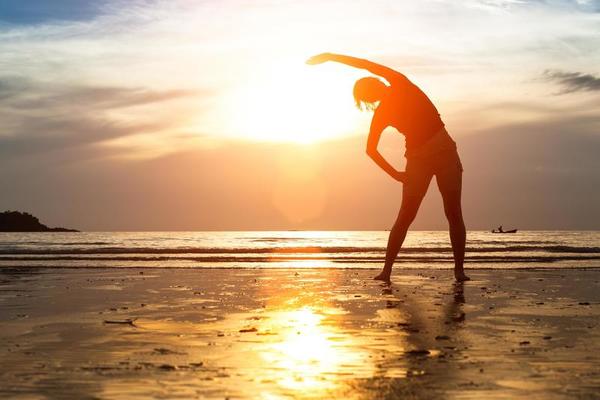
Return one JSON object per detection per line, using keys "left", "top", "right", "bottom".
{"left": 491, "top": 228, "right": 517, "bottom": 234}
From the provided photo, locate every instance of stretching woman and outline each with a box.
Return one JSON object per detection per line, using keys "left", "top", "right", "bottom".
{"left": 307, "top": 53, "right": 469, "bottom": 282}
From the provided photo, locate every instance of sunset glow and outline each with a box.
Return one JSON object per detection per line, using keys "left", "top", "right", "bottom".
{"left": 1, "top": 0, "right": 599, "bottom": 231}
{"left": 222, "top": 60, "right": 363, "bottom": 143}
{"left": 1, "top": 1, "right": 600, "bottom": 400}
{"left": 0, "top": 0, "right": 600, "bottom": 400}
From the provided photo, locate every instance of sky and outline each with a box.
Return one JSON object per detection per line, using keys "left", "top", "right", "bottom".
{"left": 0, "top": 0, "right": 599, "bottom": 230}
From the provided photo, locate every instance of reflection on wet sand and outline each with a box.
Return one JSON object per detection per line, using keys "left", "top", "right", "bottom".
{"left": 246, "top": 269, "right": 375, "bottom": 397}
{"left": 1, "top": 269, "right": 599, "bottom": 399}
{"left": 235, "top": 270, "right": 470, "bottom": 398}
{"left": 260, "top": 307, "right": 367, "bottom": 393}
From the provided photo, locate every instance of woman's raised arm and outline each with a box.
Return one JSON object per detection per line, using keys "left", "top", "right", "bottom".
{"left": 306, "top": 53, "right": 408, "bottom": 85}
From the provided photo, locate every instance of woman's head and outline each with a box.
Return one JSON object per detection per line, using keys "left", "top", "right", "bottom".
{"left": 353, "top": 77, "right": 388, "bottom": 111}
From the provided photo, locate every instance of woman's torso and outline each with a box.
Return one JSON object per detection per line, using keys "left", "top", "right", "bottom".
{"left": 377, "top": 80, "right": 445, "bottom": 151}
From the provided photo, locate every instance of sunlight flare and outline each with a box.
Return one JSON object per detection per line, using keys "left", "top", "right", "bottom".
{"left": 222, "top": 60, "right": 363, "bottom": 143}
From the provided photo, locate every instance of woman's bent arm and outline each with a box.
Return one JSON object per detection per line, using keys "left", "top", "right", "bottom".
{"left": 366, "top": 114, "right": 406, "bottom": 182}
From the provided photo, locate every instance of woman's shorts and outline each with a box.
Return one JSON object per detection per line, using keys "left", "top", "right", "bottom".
{"left": 403, "top": 128, "right": 463, "bottom": 199}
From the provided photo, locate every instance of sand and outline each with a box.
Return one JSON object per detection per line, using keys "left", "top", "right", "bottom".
{"left": 1, "top": 267, "right": 599, "bottom": 399}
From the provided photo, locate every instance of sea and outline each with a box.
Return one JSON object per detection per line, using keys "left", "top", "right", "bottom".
{"left": 0, "top": 231, "right": 599, "bottom": 270}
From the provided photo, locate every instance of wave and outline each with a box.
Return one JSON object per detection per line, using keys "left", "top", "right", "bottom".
{"left": 7, "top": 241, "right": 113, "bottom": 246}
{"left": 1, "top": 254, "right": 600, "bottom": 263}
{"left": 1, "top": 245, "right": 599, "bottom": 255}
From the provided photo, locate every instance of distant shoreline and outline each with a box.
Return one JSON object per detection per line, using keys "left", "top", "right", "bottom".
{"left": 0, "top": 211, "right": 78, "bottom": 232}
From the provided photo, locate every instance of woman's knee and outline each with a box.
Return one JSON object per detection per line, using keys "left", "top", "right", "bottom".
{"left": 395, "top": 205, "right": 419, "bottom": 228}
{"left": 444, "top": 205, "right": 464, "bottom": 225}
{"left": 442, "top": 192, "right": 463, "bottom": 220}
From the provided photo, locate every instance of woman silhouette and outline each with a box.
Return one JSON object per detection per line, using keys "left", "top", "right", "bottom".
{"left": 307, "top": 53, "right": 469, "bottom": 282}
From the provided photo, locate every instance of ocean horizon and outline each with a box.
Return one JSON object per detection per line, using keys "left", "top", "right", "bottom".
{"left": 2, "top": 230, "right": 599, "bottom": 270}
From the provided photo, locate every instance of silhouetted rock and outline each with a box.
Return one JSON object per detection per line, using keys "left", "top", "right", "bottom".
{"left": 0, "top": 211, "right": 78, "bottom": 232}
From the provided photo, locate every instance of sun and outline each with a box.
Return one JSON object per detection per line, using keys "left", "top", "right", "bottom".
{"left": 221, "top": 60, "right": 365, "bottom": 144}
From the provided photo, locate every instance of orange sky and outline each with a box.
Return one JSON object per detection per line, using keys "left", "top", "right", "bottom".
{"left": 0, "top": 0, "right": 599, "bottom": 230}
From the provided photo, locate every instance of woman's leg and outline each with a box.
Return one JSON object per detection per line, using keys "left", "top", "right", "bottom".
{"left": 374, "top": 194, "right": 426, "bottom": 282}
{"left": 436, "top": 158, "right": 469, "bottom": 281}
{"left": 375, "top": 161, "right": 431, "bottom": 282}
{"left": 441, "top": 188, "right": 468, "bottom": 281}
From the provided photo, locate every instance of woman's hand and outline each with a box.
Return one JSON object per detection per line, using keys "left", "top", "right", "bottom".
{"left": 392, "top": 170, "right": 407, "bottom": 183}
{"left": 306, "top": 52, "right": 334, "bottom": 65}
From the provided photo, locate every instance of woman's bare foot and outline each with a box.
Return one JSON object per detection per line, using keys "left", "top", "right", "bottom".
{"left": 373, "top": 272, "right": 391, "bottom": 283}
{"left": 454, "top": 271, "right": 470, "bottom": 282}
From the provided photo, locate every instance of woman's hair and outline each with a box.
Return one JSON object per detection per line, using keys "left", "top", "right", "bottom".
{"left": 353, "top": 76, "right": 384, "bottom": 111}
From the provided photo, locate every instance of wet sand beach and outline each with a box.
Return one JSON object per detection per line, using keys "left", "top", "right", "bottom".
{"left": 1, "top": 268, "right": 599, "bottom": 399}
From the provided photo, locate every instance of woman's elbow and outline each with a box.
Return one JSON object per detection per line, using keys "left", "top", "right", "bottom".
{"left": 366, "top": 146, "right": 377, "bottom": 158}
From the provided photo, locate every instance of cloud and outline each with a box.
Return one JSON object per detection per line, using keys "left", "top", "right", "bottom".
{"left": 0, "top": 78, "right": 200, "bottom": 160}
{"left": 544, "top": 70, "right": 600, "bottom": 93}
{"left": 0, "top": 116, "right": 166, "bottom": 158}
{"left": 0, "top": 77, "right": 29, "bottom": 100}
{"left": 0, "top": 0, "right": 111, "bottom": 25}
{"left": 466, "top": 0, "right": 600, "bottom": 12}
{"left": 3, "top": 84, "right": 196, "bottom": 111}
